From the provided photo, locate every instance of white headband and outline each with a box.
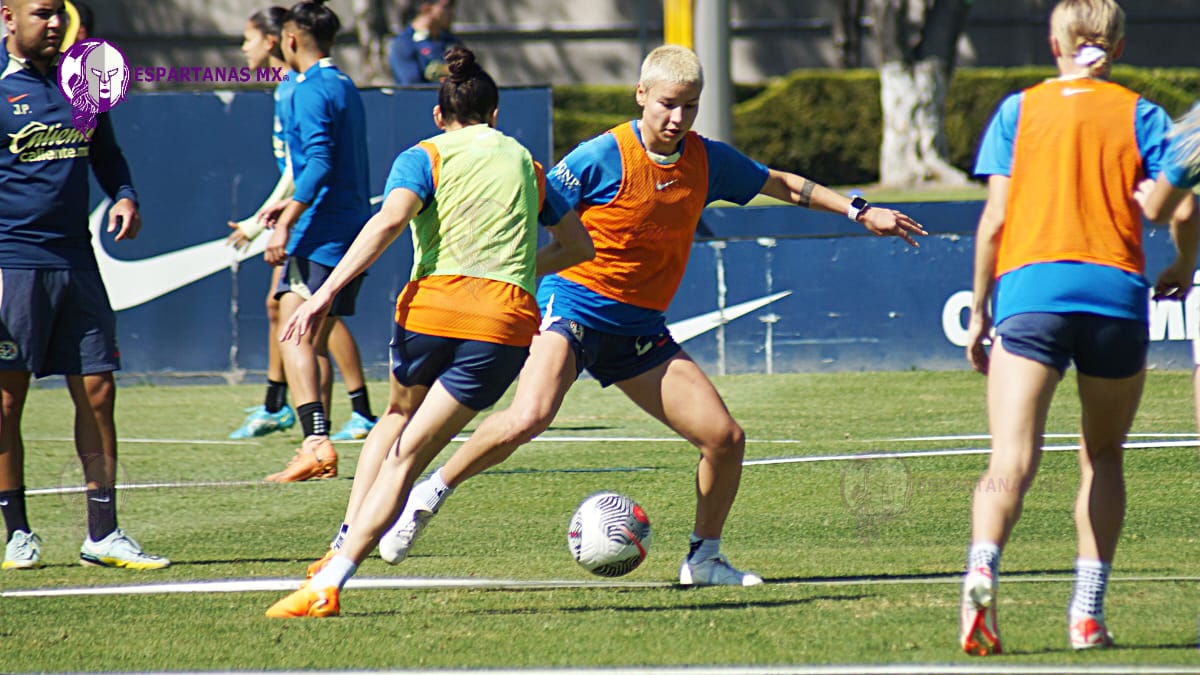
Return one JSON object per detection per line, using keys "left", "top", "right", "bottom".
{"left": 1075, "top": 45, "right": 1107, "bottom": 67}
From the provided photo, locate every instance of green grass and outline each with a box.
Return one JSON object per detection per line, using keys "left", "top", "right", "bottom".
{"left": 2, "top": 371, "right": 1199, "bottom": 670}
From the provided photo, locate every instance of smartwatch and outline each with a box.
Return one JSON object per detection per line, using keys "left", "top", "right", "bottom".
{"left": 847, "top": 196, "right": 870, "bottom": 222}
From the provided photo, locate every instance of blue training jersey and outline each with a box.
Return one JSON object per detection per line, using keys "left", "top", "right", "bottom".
{"left": 388, "top": 27, "right": 463, "bottom": 85}
{"left": 537, "top": 123, "right": 769, "bottom": 335}
{"left": 0, "top": 41, "right": 138, "bottom": 269}
{"left": 282, "top": 58, "right": 371, "bottom": 267}
{"left": 974, "top": 88, "right": 1173, "bottom": 323}
{"left": 271, "top": 72, "right": 296, "bottom": 176}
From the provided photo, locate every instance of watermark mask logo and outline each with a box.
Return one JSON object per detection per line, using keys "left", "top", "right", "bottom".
{"left": 56, "top": 39, "right": 130, "bottom": 135}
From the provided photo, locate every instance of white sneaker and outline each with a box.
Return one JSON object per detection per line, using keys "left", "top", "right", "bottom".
{"left": 378, "top": 506, "right": 435, "bottom": 564}
{"left": 679, "top": 553, "right": 763, "bottom": 586}
{"left": 3, "top": 530, "right": 44, "bottom": 570}
{"left": 80, "top": 529, "right": 170, "bottom": 570}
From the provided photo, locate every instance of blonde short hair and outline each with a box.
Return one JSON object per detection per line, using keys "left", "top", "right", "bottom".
{"left": 638, "top": 45, "right": 703, "bottom": 90}
{"left": 1050, "top": 0, "right": 1125, "bottom": 75}
{"left": 1168, "top": 104, "right": 1200, "bottom": 177}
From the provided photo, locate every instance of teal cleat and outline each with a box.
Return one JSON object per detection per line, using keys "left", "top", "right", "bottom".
{"left": 330, "top": 411, "right": 376, "bottom": 441}
{"left": 229, "top": 405, "right": 296, "bottom": 439}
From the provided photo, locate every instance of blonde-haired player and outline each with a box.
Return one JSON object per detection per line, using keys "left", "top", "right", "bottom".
{"left": 378, "top": 44, "right": 926, "bottom": 587}
{"left": 960, "top": 0, "right": 1192, "bottom": 654}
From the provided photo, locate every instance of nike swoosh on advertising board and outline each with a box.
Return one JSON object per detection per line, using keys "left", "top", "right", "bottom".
{"left": 90, "top": 198, "right": 794, "bottom": 335}
{"left": 668, "top": 291, "right": 792, "bottom": 344}
{"left": 89, "top": 199, "right": 267, "bottom": 311}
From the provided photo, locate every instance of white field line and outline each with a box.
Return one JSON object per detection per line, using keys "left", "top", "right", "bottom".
{"left": 27, "top": 480, "right": 264, "bottom": 496}
{"left": 744, "top": 440, "right": 1200, "bottom": 466}
{"left": 876, "top": 433, "right": 1198, "bottom": 443}
{"left": 0, "top": 665, "right": 1193, "bottom": 675}
{"left": 4, "top": 573, "right": 1197, "bottom": 599}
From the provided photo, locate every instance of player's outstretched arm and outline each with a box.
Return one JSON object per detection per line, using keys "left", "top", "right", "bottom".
{"left": 759, "top": 169, "right": 927, "bottom": 246}
{"left": 280, "top": 188, "right": 421, "bottom": 345}
{"left": 227, "top": 170, "right": 297, "bottom": 250}
{"left": 1153, "top": 193, "right": 1200, "bottom": 301}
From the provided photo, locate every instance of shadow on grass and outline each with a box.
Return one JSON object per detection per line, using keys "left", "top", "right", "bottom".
{"left": 353, "top": 593, "right": 872, "bottom": 618}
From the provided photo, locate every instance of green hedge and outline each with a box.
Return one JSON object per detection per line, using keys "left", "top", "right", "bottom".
{"left": 552, "top": 67, "right": 1200, "bottom": 184}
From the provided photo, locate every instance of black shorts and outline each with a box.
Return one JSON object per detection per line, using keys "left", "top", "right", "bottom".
{"left": 389, "top": 324, "right": 529, "bottom": 411}
{"left": 274, "top": 257, "right": 364, "bottom": 317}
{"left": 996, "top": 312, "right": 1148, "bottom": 378}
{"left": 542, "top": 317, "right": 681, "bottom": 387}
{"left": 0, "top": 268, "right": 120, "bottom": 377}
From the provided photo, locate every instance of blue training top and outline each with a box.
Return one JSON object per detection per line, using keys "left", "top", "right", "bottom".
{"left": 536, "top": 123, "right": 769, "bottom": 335}
{"left": 271, "top": 72, "right": 296, "bottom": 176}
{"left": 388, "top": 26, "right": 463, "bottom": 85}
{"left": 282, "top": 58, "right": 371, "bottom": 267}
{"left": 974, "top": 89, "right": 1173, "bottom": 323}
{"left": 0, "top": 40, "right": 138, "bottom": 269}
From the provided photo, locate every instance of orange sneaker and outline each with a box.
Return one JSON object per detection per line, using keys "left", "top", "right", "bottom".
{"left": 265, "top": 584, "right": 340, "bottom": 618}
{"left": 265, "top": 437, "right": 337, "bottom": 482}
{"left": 306, "top": 548, "right": 335, "bottom": 579}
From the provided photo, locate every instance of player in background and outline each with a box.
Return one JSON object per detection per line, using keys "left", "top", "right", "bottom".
{"left": 1134, "top": 104, "right": 1200, "bottom": 439}
{"left": 380, "top": 44, "right": 926, "bottom": 587}
{"left": 255, "top": 0, "right": 371, "bottom": 482}
{"left": 265, "top": 45, "right": 593, "bottom": 617}
{"left": 0, "top": 0, "right": 167, "bottom": 570}
{"left": 959, "top": 0, "right": 1195, "bottom": 655}
{"left": 388, "top": 0, "right": 461, "bottom": 85}
{"left": 226, "top": 6, "right": 378, "bottom": 444}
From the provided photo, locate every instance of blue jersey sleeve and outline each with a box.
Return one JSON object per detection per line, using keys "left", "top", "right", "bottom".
{"left": 383, "top": 145, "right": 435, "bottom": 209}
{"left": 89, "top": 113, "right": 138, "bottom": 205}
{"left": 702, "top": 138, "right": 768, "bottom": 205}
{"left": 1134, "top": 98, "right": 1173, "bottom": 182}
{"left": 290, "top": 82, "right": 335, "bottom": 205}
{"left": 388, "top": 32, "right": 422, "bottom": 85}
{"left": 974, "top": 92, "right": 1022, "bottom": 178}
{"left": 538, "top": 132, "right": 623, "bottom": 226}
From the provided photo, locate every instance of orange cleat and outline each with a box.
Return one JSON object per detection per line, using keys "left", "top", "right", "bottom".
{"left": 265, "top": 437, "right": 337, "bottom": 482}
{"left": 1070, "top": 615, "right": 1114, "bottom": 650}
{"left": 265, "top": 584, "right": 340, "bottom": 618}
{"left": 306, "top": 548, "right": 335, "bottom": 579}
{"left": 960, "top": 566, "right": 1002, "bottom": 656}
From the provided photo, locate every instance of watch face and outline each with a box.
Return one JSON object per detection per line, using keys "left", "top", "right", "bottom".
{"left": 850, "top": 196, "right": 869, "bottom": 210}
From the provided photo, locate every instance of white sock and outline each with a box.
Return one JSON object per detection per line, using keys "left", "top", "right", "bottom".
{"left": 1069, "top": 558, "right": 1111, "bottom": 620}
{"left": 967, "top": 541, "right": 1001, "bottom": 579}
{"left": 415, "top": 467, "right": 454, "bottom": 513}
{"left": 687, "top": 534, "right": 720, "bottom": 562}
{"left": 310, "top": 554, "right": 357, "bottom": 591}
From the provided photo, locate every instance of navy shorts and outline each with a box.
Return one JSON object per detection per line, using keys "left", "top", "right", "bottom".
{"left": 996, "top": 312, "right": 1148, "bottom": 378}
{"left": 390, "top": 324, "right": 529, "bottom": 411}
{"left": 543, "top": 317, "right": 682, "bottom": 387}
{"left": 274, "top": 257, "right": 364, "bottom": 317}
{"left": 0, "top": 268, "right": 120, "bottom": 377}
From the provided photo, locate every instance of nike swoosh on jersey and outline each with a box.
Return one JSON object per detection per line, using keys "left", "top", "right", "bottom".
{"left": 7, "top": 93, "right": 30, "bottom": 103}
{"left": 669, "top": 291, "right": 792, "bottom": 344}
{"left": 1061, "top": 88, "right": 1093, "bottom": 97}
{"left": 90, "top": 194, "right": 385, "bottom": 311}
{"left": 655, "top": 180, "right": 678, "bottom": 191}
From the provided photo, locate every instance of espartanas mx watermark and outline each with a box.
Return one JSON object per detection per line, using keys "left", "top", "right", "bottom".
{"left": 133, "top": 65, "right": 289, "bottom": 84}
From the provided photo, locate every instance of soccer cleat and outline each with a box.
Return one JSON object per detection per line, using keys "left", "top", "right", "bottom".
{"left": 960, "top": 566, "right": 1002, "bottom": 655}
{"left": 330, "top": 412, "right": 376, "bottom": 441}
{"left": 3, "top": 530, "right": 44, "bottom": 570}
{"left": 306, "top": 548, "right": 335, "bottom": 579}
{"left": 229, "top": 405, "right": 296, "bottom": 439}
{"left": 1070, "top": 614, "right": 1114, "bottom": 650}
{"left": 79, "top": 529, "right": 170, "bottom": 570}
{"left": 265, "top": 437, "right": 338, "bottom": 482}
{"left": 678, "top": 553, "right": 763, "bottom": 587}
{"left": 378, "top": 506, "right": 434, "bottom": 565}
{"left": 265, "top": 584, "right": 340, "bottom": 618}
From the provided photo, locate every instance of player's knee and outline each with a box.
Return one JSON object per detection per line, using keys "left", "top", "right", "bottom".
{"left": 509, "top": 406, "right": 554, "bottom": 441}
{"left": 703, "top": 422, "right": 745, "bottom": 462}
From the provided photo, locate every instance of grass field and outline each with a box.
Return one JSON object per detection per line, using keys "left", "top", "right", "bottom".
{"left": 2, "top": 370, "right": 1199, "bottom": 671}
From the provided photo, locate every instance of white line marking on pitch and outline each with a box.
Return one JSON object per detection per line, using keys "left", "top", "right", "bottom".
{"left": 876, "top": 433, "right": 1198, "bottom": 443}
{"left": 5, "top": 573, "right": 1197, "bottom": 599}
{"left": 745, "top": 440, "right": 1199, "bottom": 466}
{"left": 27, "top": 480, "right": 264, "bottom": 496}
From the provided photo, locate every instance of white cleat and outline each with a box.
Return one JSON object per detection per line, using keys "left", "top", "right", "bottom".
{"left": 378, "top": 507, "right": 435, "bottom": 565}
{"left": 679, "top": 553, "right": 763, "bottom": 587}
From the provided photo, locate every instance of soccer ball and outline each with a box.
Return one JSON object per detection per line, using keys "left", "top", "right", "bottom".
{"left": 567, "top": 491, "right": 652, "bottom": 577}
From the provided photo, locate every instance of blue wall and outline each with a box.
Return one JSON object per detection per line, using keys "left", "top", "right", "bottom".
{"left": 90, "top": 90, "right": 1195, "bottom": 378}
